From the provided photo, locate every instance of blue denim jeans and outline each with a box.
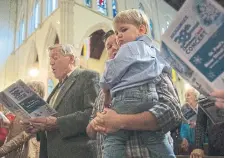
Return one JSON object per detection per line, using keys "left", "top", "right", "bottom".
{"left": 103, "top": 82, "right": 175, "bottom": 158}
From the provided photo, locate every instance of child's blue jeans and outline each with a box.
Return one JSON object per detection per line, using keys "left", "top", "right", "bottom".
{"left": 103, "top": 82, "right": 175, "bottom": 158}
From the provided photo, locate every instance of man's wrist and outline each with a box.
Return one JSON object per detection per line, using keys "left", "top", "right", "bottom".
{"left": 116, "top": 114, "right": 125, "bottom": 130}
{"left": 48, "top": 116, "right": 58, "bottom": 130}
{"left": 55, "top": 117, "right": 59, "bottom": 129}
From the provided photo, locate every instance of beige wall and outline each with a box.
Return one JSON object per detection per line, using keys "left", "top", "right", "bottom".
{"left": 0, "top": 9, "right": 61, "bottom": 93}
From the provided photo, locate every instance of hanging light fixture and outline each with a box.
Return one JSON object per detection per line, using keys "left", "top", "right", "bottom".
{"left": 28, "top": 67, "right": 39, "bottom": 77}
{"left": 28, "top": 55, "right": 39, "bottom": 78}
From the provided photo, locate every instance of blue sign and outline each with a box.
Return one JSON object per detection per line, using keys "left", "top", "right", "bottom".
{"left": 190, "top": 24, "right": 224, "bottom": 82}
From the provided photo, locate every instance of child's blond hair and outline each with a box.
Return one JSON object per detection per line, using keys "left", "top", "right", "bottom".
{"left": 113, "top": 9, "right": 149, "bottom": 34}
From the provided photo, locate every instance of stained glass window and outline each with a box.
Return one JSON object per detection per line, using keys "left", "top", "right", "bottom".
{"left": 85, "top": 0, "right": 91, "bottom": 7}
{"left": 28, "top": 14, "right": 34, "bottom": 36}
{"left": 112, "top": 0, "right": 117, "bottom": 17}
{"left": 46, "top": 0, "right": 52, "bottom": 16}
{"left": 46, "top": 0, "right": 58, "bottom": 17}
{"left": 97, "top": 0, "right": 107, "bottom": 15}
{"left": 18, "top": 19, "right": 25, "bottom": 46}
{"left": 16, "top": 14, "right": 25, "bottom": 47}
{"left": 52, "top": 0, "right": 58, "bottom": 10}
{"left": 28, "top": 1, "right": 40, "bottom": 35}
{"left": 34, "top": 1, "right": 40, "bottom": 28}
{"left": 16, "top": 17, "right": 25, "bottom": 48}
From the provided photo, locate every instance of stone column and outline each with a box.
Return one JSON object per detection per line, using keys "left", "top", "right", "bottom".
{"left": 60, "top": 0, "right": 74, "bottom": 44}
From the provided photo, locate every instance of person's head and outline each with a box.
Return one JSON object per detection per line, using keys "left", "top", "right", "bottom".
{"left": 103, "top": 30, "right": 118, "bottom": 59}
{"left": 27, "top": 81, "right": 45, "bottom": 98}
{"left": 113, "top": 9, "right": 149, "bottom": 46}
{"left": 48, "top": 44, "right": 79, "bottom": 81}
{"left": 185, "top": 88, "right": 199, "bottom": 107}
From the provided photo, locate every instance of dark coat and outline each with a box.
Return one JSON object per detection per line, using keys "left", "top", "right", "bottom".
{"left": 39, "top": 68, "right": 99, "bottom": 158}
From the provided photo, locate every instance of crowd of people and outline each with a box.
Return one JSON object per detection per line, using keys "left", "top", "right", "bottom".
{"left": 0, "top": 9, "right": 223, "bottom": 158}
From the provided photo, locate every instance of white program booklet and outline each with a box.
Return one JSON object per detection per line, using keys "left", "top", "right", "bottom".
{"left": 0, "top": 80, "right": 57, "bottom": 120}
{"left": 160, "top": 0, "right": 224, "bottom": 96}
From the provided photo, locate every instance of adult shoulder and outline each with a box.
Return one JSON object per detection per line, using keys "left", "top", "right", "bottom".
{"left": 78, "top": 68, "right": 100, "bottom": 78}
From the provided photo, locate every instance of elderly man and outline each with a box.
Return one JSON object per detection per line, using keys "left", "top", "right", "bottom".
{"left": 87, "top": 30, "right": 181, "bottom": 158}
{"left": 22, "top": 44, "right": 100, "bottom": 158}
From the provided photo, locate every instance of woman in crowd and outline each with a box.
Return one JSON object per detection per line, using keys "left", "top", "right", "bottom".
{"left": 180, "top": 88, "right": 198, "bottom": 154}
{"left": 0, "top": 104, "right": 12, "bottom": 148}
{"left": 0, "top": 81, "right": 45, "bottom": 158}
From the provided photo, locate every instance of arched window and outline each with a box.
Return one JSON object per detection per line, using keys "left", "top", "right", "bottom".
{"left": 28, "top": 1, "right": 40, "bottom": 35}
{"left": 17, "top": 18, "right": 25, "bottom": 47}
{"left": 81, "top": 29, "right": 105, "bottom": 60}
{"left": 46, "top": 0, "right": 58, "bottom": 17}
{"left": 52, "top": 0, "right": 58, "bottom": 10}
{"left": 34, "top": 1, "right": 41, "bottom": 28}
{"left": 97, "top": 0, "right": 107, "bottom": 15}
{"left": 84, "top": 0, "right": 91, "bottom": 7}
{"left": 112, "top": 0, "right": 117, "bottom": 17}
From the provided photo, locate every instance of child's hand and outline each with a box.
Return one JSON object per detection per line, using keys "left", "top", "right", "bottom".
{"left": 89, "top": 117, "right": 106, "bottom": 133}
{"left": 90, "top": 113, "right": 106, "bottom": 127}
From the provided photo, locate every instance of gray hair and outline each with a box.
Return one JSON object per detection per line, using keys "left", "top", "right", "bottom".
{"left": 48, "top": 44, "right": 80, "bottom": 66}
{"left": 27, "top": 81, "right": 45, "bottom": 98}
{"left": 185, "top": 87, "right": 199, "bottom": 100}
